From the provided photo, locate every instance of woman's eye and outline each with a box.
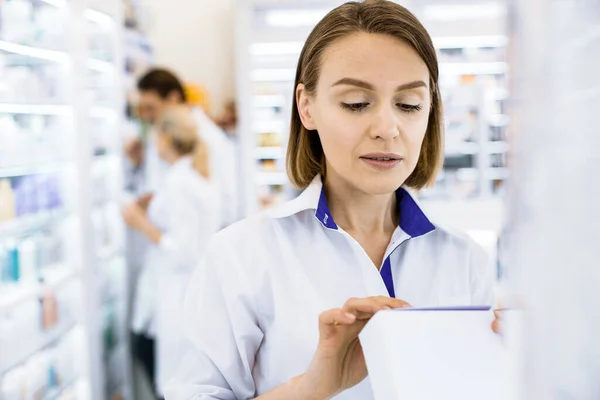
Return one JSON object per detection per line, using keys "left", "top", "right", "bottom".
{"left": 397, "top": 103, "right": 423, "bottom": 113}
{"left": 340, "top": 102, "right": 370, "bottom": 112}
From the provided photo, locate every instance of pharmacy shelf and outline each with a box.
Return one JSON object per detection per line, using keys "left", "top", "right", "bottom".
{"left": 41, "top": 377, "right": 82, "bottom": 400}
{"left": 456, "top": 167, "right": 510, "bottom": 181}
{"left": 433, "top": 35, "right": 509, "bottom": 49}
{"left": 485, "top": 141, "right": 510, "bottom": 153}
{"left": 85, "top": 8, "right": 116, "bottom": 26}
{"left": 439, "top": 61, "right": 508, "bottom": 75}
{"left": 0, "top": 264, "right": 79, "bottom": 311}
{"left": 253, "top": 119, "right": 287, "bottom": 134}
{"left": 97, "top": 243, "right": 123, "bottom": 262}
{"left": 445, "top": 141, "right": 509, "bottom": 155}
{"left": 251, "top": 68, "right": 295, "bottom": 82}
{"left": 87, "top": 58, "right": 116, "bottom": 73}
{"left": 38, "top": 0, "right": 66, "bottom": 7}
{"left": 0, "top": 40, "right": 68, "bottom": 63}
{"left": 0, "top": 162, "right": 66, "bottom": 178}
{"left": 445, "top": 142, "right": 479, "bottom": 155}
{"left": 255, "top": 171, "right": 288, "bottom": 185}
{"left": 489, "top": 114, "right": 510, "bottom": 127}
{"left": 255, "top": 147, "right": 285, "bottom": 159}
{"left": 248, "top": 35, "right": 509, "bottom": 55}
{"left": 252, "top": 64, "right": 509, "bottom": 81}
{"left": 0, "top": 321, "right": 78, "bottom": 375}
{"left": 253, "top": 94, "right": 286, "bottom": 108}
{"left": 0, "top": 104, "right": 72, "bottom": 115}
{"left": 90, "top": 106, "right": 119, "bottom": 119}
{"left": 0, "top": 209, "right": 70, "bottom": 239}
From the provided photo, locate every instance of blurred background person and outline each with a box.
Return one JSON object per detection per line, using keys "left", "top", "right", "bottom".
{"left": 130, "top": 68, "right": 238, "bottom": 228}
{"left": 123, "top": 105, "right": 220, "bottom": 398}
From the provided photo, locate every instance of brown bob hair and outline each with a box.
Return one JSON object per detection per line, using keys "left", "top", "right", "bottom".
{"left": 286, "top": 0, "right": 444, "bottom": 190}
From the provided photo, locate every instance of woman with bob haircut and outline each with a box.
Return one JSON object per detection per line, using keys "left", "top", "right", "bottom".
{"left": 166, "top": 1, "right": 497, "bottom": 399}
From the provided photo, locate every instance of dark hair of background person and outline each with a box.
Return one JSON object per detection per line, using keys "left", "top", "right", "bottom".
{"left": 137, "top": 68, "right": 188, "bottom": 102}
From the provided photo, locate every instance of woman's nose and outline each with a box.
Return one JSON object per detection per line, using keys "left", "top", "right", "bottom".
{"left": 369, "top": 105, "right": 400, "bottom": 140}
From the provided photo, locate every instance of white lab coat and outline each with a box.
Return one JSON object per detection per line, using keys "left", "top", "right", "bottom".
{"left": 131, "top": 156, "right": 220, "bottom": 395}
{"left": 164, "top": 175, "right": 495, "bottom": 399}
{"left": 143, "top": 108, "right": 238, "bottom": 228}
{"left": 192, "top": 107, "right": 238, "bottom": 227}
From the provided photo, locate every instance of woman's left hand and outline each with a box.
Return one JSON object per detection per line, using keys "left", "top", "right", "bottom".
{"left": 122, "top": 203, "right": 147, "bottom": 230}
{"left": 491, "top": 309, "right": 503, "bottom": 334}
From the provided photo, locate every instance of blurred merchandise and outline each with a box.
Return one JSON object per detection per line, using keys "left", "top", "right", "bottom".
{"left": 0, "top": 0, "right": 132, "bottom": 399}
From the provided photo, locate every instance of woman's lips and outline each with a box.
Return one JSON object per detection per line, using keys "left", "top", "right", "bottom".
{"left": 360, "top": 153, "right": 403, "bottom": 170}
{"left": 360, "top": 156, "right": 403, "bottom": 170}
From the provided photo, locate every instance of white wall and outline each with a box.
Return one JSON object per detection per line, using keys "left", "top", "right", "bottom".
{"left": 143, "top": 0, "right": 235, "bottom": 115}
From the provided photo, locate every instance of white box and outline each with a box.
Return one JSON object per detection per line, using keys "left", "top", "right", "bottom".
{"left": 359, "top": 308, "right": 512, "bottom": 400}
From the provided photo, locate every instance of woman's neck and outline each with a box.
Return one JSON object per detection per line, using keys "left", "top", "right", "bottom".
{"left": 324, "top": 175, "right": 398, "bottom": 236}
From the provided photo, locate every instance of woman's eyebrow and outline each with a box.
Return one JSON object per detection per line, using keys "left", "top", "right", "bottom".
{"left": 331, "top": 78, "right": 427, "bottom": 91}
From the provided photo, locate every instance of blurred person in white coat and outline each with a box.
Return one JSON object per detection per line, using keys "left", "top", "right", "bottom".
{"left": 127, "top": 68, "right": 238, "bottom": 228}
{"left": 123, "top": 105, "right": 220, "bottom": 397}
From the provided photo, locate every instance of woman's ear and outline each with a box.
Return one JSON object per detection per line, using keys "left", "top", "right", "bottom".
{"left": 296, "top": 83, "right": 317, "bottom": 131}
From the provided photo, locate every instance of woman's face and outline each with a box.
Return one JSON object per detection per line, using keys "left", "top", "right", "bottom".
{"left": 297, "top": 32, "right": 432, "bottom": 195}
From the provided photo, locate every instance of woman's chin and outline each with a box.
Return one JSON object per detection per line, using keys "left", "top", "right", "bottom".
{"left": 354, "top": 176, "right": 409, "bottom": 196}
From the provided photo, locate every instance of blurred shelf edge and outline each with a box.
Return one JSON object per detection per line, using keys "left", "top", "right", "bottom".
{"left": 0, "top": 264, "right": 80, "bottom": 311}
{"left": 250, "top": 62, "right": 508, "bottom": 81}
{"left": 433, "top": 35, "right": 509, "bottom": 49}
{"left": 255, "top": 171, "right": 288, "bottom": 186}
{"left": 0, "top": 321, "right": 78, "bottom": 375}
{"left": 0, "top": 40, "right": 68, "bottom": 63}
{"left": 250, "top": 68, "right": 295, "bottom": 82}
{"left": 0, "top": 161, "right": 67, "bottom": 179}
{"left": 253, "top": 120, "right": 287, "bottom": 133}
{"left": 445, "top": 142, "right": 478, "bottom": 155}
{"left": 255, "top": 147, "right": 284, "bottom": 159}
{"left": 0, "top": 104, "right": 72, "bottom": 116}
{"left": 253, "top": 94, "right": 286, "bottom": 108}
{"left": 87, "top": 58, "right": 116, "bottom": 74}
{"left": 0, "top": 209, "right": 70, "bottom": 239}
{"left": 90, "top": 106, "right": 119, "bottom": 119}
{"left": 84, "top": 8, "right": 116, "bottom": 27}
{"left": 37, "top": 0, "right": 67, "bottom": 8}
{"left": 439, "top": 61, "right": 508, "bottom": 75}
{"left": 248, "top": 35, "right": 508, "bottom": 56}
{"left": 41, "top": 377, "right": 84, "bottom": 400}
{"left": 97, "top": 244, "right": 124, "bottom": 262}
{"left": 445, "top": 141, "right": 509, "bottom": 155}
{"left": 453, "top": 167, "right": 510, "bottom": 181}
{"left": 489, "top": 114, "right": 510, "bottom": 127}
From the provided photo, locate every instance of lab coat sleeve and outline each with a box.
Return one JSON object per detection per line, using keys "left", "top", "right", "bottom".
{"left": 469, "top": 243, "right": 496, "bottom": 306}
{"left": 164, "top": 234, "right": 263, "bottom": 400}
{"left": 218, "top": 139, "right": 239, "bottom": 227}
{"left": 157, "top": 184, "right": 212, "bottom": 273}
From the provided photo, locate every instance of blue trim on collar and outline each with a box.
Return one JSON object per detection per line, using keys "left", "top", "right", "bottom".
{"left": 315, "top": 188, "right": 338, "bottom": 230}
{"left": 395, "top": 187, "right": 435, "bottom": 238}
{"left": 380, "top": 257, "right": 396, "bottom": 298}
{"left": 314, "top": 186, "right": 435, "bottom": 237}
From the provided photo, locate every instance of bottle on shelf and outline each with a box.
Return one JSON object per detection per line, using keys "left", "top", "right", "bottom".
{"left": 0, "top": 179, "right": 16, "bottom": 222}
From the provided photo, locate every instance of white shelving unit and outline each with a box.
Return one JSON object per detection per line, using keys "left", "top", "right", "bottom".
{"left": 0, "top": 1, "right": 130, "bottom": 399}
{"left": 85, "top": 1, "right": 132, "bottom": 400}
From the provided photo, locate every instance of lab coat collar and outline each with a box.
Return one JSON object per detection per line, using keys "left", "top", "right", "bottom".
{"left": 170, "top": 155, "right": 192, "bottom": 172}
{"left": 269, "top": 175, "right": 435, "bottom": 238}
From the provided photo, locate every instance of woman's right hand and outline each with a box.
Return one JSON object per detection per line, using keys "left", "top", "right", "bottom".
{"left": 296, "top": 296, "right": 411, "bottom": 399}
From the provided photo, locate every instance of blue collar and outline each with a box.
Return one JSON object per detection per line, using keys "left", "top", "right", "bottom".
{"left": 314, "top": 184, "right": 435, "bottom": 238}
{"left": 267, "top": 175, "right": 435, "bottom": 238}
